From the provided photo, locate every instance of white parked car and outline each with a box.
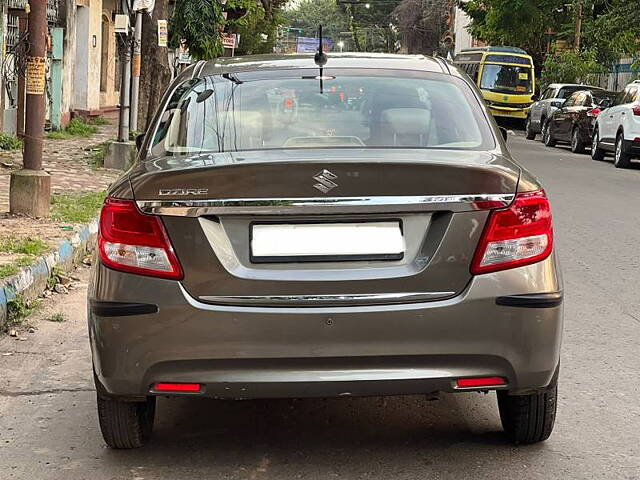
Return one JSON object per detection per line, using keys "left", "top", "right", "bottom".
{"left": 592, "top": 80, "right": 640, "bottom": 168}
{"left": 526, "top": 83, "right": 602, "bottom": 140}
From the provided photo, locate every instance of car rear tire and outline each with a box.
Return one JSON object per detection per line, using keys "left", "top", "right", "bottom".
{"left": 497, "top": 381, "right": 558, "bottom": 444}
{"left": 97, "top": 394, "right": 156, "bottom": 449}
{"left": 614, "top": 133, "right": 632, "bottom": 168}
{"left": 525, "top": 116, "right": 536, "bottom": 140}
{"left": 570, "top": 127, "right": 585, "bottom": 154}
{"left": 591, "top": 129, "right": 606, "bottom": 160}
{"left": 542, "top": 121, "right": 556, "bottom": 147}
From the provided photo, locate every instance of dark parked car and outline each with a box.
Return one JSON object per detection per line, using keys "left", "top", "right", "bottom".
{"left": 89, "top": 53, "right": 562, "bottom": 449}
{"left": 543, "top": 89, "right": 616, "bottom": 153}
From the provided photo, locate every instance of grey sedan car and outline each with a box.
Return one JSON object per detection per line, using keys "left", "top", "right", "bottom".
{"left": 89, "top": 53, "right": 562, "bottom": 448}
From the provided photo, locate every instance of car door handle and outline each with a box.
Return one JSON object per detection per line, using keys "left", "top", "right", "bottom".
{"left": 621, "top": 112, "right": 626, "bottom": 115}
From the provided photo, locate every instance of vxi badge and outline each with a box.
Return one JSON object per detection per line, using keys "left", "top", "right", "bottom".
{"left": 312, "top": 169, "right": 338, "bottom": 193}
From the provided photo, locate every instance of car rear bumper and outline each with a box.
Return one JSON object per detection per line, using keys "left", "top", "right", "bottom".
{"left": 89, "top": 254, "right": 563, "bottom": 399}
{"left": 488, "top": 106, "right": 530, "bottom": 120}
{"left": 623, "top": 138, "right": 640, "bottom": 156}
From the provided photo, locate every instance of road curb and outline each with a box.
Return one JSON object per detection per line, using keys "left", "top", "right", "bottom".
{"left": 0, "top": 220, "right": 98, "bottom": 329}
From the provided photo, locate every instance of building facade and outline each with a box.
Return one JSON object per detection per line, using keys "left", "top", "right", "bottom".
{"left": 0, "top": 0, "right": 120, "bottom": 134}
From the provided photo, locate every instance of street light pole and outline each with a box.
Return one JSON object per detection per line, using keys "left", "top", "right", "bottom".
{"left": 117, "top": 33, "right": 132, "bottom": 143}
{"left": 10, "top": 0, "right": 51, "bottom": 217}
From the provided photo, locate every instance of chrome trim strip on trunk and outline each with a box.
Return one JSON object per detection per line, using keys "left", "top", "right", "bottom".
{"left": 197, "top": 291, "right": 456, "bottom": 306}
{"left": 137, "top": 194, "right": 514, "bottom": 216}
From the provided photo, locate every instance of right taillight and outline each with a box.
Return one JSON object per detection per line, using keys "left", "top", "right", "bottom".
{"left": 633, "top": 105, "right": 640, "bottom": 116}
{"left": 471, "top": 190, "right": 553, "bottom": 275}
{"left": 98, "top": 197, "right": 183, "bottom": 280}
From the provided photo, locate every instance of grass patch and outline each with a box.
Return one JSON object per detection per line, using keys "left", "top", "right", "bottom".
{"left": 0, "top": 237, "right": 48, "bottom": 256}
{"left": 88, "top": 116, "right": 110, "bottom": 126}
{"left": 46, "top": 312, "right": 66, "bottom": 323}
{"left": 0, "top": 133, "right": 23, "bottom": 150}
{"left": 46, "top": 118, "right": 98, "bottom": 140}
{"left": 87, "top": 142, "right": 109, "bottom": 169}
{"left": 0, "top": 264, "right": 19, "bottom": 278}
{"left": 51, "top": 191, "right": 106, "bottom": 224}
{"left": 5, "top": 294, "right": 40, "bottom": 331}
{"left": 0, "top": 257, "right": 38, "bottom": 279}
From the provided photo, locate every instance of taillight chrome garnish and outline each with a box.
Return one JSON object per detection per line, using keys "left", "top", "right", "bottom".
{"left": 98, "top": 198, "right": 183, "bottom": 280}
{"left": 471, "top": 190, "right": 553, "bottom": 275}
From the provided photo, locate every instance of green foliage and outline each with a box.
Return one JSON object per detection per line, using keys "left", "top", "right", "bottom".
{"left": 283, "top": 0, "right": 350, "bottom": 46}
{"left": 50, "top": 191, "right": 106, "bottom": 224}
{"left": 47, "top": 118, "right": 98, "bottom": 139}
{"left": 46, "top": 312, "right": 66, "bottom": 323}
{"left": 581, "top": 0, "right": 640, "bottom": 67}
{"left": 87, "top": 143, "right": 109, "bottom": 169}
{"left": 460, "top": 0, "right": 565, "bottom": 67}
{"left": 0, "top": 237, "right": 48, "bottom": 256}
{"left": 0, "top": 133, "right": 23, "bottom": 150}
{"left": 0, "top": 257, "right": 37, "bottom": 279}
{"left": 5, "top": 294, "right": 40, "bottom": 329}
{"left": 170, "top": 0, "right": 225, "bottom": 59}
{"left": 170, "top": 0, "right": 285, "bottom": 59}
{"left": 541, "top": 49, "right": 602, "bottom": 87}
{"left": 0, "top": 264, "right": 19, "bottom": 278}
{"left": 88, "top": 116, "right": 110, "bottom": 126}
{"left": 235, "top": 2, "right": 284, "bottom": 55}
{"left": 47, "top": 265, "right": 64, "bottom": 290}
{"left": 129, "top": 130, "right": 141, "bottom": 141}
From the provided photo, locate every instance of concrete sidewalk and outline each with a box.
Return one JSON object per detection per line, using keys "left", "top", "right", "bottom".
{"left": 0, "top": 122, "right": 121, "bottom": 213}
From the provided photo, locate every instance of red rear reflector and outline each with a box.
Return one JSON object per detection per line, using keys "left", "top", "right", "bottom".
{"left": 471, "top": 190, "right": 553, "bottom": 275}
{"left": 153, "top": 383, "right": 202, "bottom": 393}
{"left": 98, "top": 198, "right": 183, "bottom": 280}
{"left": 456, "top": 377, "right": 506, "bottom": 388}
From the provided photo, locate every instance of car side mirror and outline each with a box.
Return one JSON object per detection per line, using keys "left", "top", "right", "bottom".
{"left": 135, "top": 133, "right": 145, "bottom": 151}
{"left": 598, "top": 98, "right": 612, "bottom": 109}
{"left": 551, "top": 100, "right": 563, "bottom": 108}
{"left": 499, "top": 127, "right": 508, "bottom": 143}
{"left": 531, "top": 94, "right": 539, "bottom": 102}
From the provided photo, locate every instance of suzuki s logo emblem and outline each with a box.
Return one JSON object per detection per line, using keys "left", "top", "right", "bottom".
{"left": 312, "top": 169, "right": 338, "bottom": 194}
{"left": 158, "top": 188, "right": 208, "bottom": 196}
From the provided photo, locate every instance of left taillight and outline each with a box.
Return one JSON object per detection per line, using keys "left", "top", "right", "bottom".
{"left": 98, "top": 197, "right": 183, "bottom": 280}
{"left": 471, "top": 190, "right": 553, "bottom": 275}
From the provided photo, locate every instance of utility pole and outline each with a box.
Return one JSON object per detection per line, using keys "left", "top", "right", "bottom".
{"left": 575, "top": 1, "right": 583, "bottom": 51}
{"left": 10, "top": 0, "right": 51, "bottom": 217}
{"left": 130, "top": 10, "right": 143, "bottom": 132}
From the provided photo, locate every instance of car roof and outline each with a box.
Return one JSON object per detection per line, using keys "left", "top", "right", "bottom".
{"left": 546, "top": 83, "right": 602, "bottom": 89}
{"left": 188, "top": 53, "right": 451, "bottom": 78}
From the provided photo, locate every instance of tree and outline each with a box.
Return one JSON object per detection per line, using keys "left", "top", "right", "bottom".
{"left": 394, "top": 0, "right": 451, "bottom": 55}
{"left": 459, "top": 0, "right": 566, "bottom": 68}
{"left": 139, "top": 0, "right": 172, "bottom": 130}
{"left": 283, "top": 0, "right": 351, "bottom": 48}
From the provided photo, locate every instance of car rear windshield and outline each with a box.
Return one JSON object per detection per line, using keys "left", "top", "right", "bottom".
{"left": 149, "top": 69, "right": 495, "bottom": 156}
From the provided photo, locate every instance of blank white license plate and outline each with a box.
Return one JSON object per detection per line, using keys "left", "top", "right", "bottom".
{"left": 251, "top": 221, "right": 405, "bottom": 262}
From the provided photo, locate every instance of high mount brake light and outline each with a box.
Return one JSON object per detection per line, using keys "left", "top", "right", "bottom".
{"left": 98, "top": 198, "right": 183, "bottom": 280}
{"left": 471, "top": 190, "right": 553, "bottom": 275}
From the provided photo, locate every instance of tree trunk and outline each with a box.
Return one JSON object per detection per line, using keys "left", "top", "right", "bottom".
{"left": 138, "top": 0, "right": 172, "bottom": 131}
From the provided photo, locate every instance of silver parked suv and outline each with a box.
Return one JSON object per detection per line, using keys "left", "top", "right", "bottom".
{"left": 526, "top": 83, "right": 602, "bottom": 140}
{"left": 89, "top": 53, "right": 563, "bottom": 448}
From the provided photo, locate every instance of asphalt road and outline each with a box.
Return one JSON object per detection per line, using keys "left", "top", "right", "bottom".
{"left": 1, "top": 134, "right": 640, "bottom": 479}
